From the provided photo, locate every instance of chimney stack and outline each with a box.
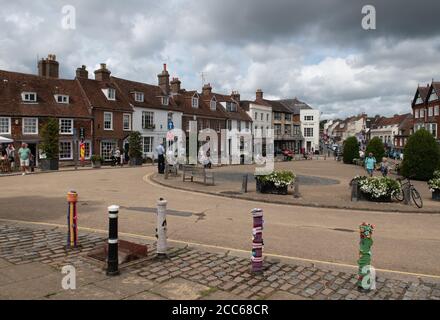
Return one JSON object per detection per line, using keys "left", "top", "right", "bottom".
{"left": 202, "top": 83, "right": 212, "bottom": 96}
{"left": 94, "top": 63, "right": 111, "bottom": 81}
{"left": 256, "top": 89, "right": 263, "bottom": 100}
{"left": 170, "top": 77, "right": 181, "bottom": 94}
{"left": 76, "top": 65, "right": 89, "bottom": 79}
{"left": 231, "top": 90, "right": 240, "bottom": 102}
{"left": 158, "top": 63, "right": 170, "bottom": 93}
{"left": 38, "top": 54, "right": 59, "bottom": 78}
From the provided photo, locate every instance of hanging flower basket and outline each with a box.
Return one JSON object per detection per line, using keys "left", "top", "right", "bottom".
{"left": 256, "top": 171, "right": 295, "bottom": 195}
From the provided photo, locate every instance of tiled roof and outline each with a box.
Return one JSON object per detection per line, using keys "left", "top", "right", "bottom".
{"left": 213, "top": 93, "right": 252, "bottom": 122}
{"left": 111, "top": 77, "right": 185, "bottom": 113}
{"left": 256, "top": 98, "right": 292, "bottom": 113}
{"left": 177, "top": 91, "right": 228, "bottom": 120}
{"left": 372, "top": 113, "right": 412, "bottom": 128}
{"left": 279, "top": 98, "right": 312, "bottom": 115}
{"left": 76, "top": 77, "right": 132, "bottom": 112}
{"left": 0, "top": 70, "right": 91, "bottom": 118}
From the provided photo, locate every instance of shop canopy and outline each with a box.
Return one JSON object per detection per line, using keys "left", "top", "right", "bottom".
{"left": 0, "top": 136, "right": 13, "bottom": 143}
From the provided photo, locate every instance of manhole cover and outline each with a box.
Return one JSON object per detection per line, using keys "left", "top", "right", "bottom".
{"left": 87, "top": 240, "right": 148, "bottom": 265}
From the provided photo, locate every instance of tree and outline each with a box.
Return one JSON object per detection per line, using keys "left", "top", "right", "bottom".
{"left": 365, "top": 137, "right": 385, "bottom": 163}
{"left": 343, "top": 136, "right": 360, "bottom": 164}
{"left": 128, "top": 131, "right": 143, "bottom": 161}
{"left": 39, "top": 118, "right": 59, "bottom": 160}
{"left": 401, "top": 128, "right": 440, "bottom": 181}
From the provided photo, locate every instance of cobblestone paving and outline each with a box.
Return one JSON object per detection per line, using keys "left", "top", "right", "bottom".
{"left": 0, "top": 223, "right": 439, "bottom": 300}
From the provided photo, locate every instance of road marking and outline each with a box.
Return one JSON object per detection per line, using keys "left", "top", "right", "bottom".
{"left": 1, "top": 217, "right": 439, "bottom": 280}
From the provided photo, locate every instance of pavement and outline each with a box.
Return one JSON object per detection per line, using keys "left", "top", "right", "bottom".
{"left": 153, "top": 159, "right": 440, "bottom": 213}
{"left": 1, "top": 222, "right": 439, "bottom": 300}
{"left": 0, "top": 162, "right": 439, "bottom": 281}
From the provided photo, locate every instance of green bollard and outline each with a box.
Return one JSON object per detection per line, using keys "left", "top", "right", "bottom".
{"left": 357, "top": 222, "right": 375, "bottom": 290}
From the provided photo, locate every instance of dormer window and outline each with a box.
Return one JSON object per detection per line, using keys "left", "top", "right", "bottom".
{"left": 134, "top": 92, "right": 144, "bottom": 102}
{"left": 162, "top": 96, "right": 169, "bottom": 106}
{"left": 226, "top": 102, "right": 237, "bottom": 112}
{"left": 192, "top": 95, "right": 199, "bottom": 108}
{"left": 22, "top": 92, "right": 37, "bottom": 103}
{"left": 102, "top": 88, "right": 116, "bottom": 100}
{"left": 55, "top": 94, "right": 69, "bottom": 104}
{"left": 210, "top": 97, "right": 216, "bottom": 110}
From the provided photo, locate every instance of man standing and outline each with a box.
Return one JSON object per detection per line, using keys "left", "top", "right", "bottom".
{"left": 6, "top": 144, "right": 15, "bottom": 170}
{"left": 364, "top": 152, "right": 376, "bottom": 177}
{"left": 156, "top": 142, "right": 165, "bottom": 174}
{"left": 18, "top": 142, "right": 31, "bottom": 176}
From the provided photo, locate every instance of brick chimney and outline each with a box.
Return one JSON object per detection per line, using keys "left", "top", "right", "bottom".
{"left": 170, "top": 77, "right": 181, "bottom": 94}
{"left": 75, "top": 65, "right": 89, "bottom": 79}
{"left": 38, "top": 54, "right": 59, "bottom": 78}
{"left": 202, "top": 83, "right": 212, "bottom": 96}
{"left": 231, "top": 90, "right": 240, "bottom": 102}
{"left": 256, "top": 89, "right": 263, "bottom": 100}
{"left": 158, "top": 63, "right": 170, "bottom": 93}
{"left": 94, "top": 63, "right": 111, "bottom": 81}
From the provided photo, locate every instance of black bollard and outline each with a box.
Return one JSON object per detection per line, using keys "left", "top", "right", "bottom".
{"left": 242, "top": 174, "right": 248, "bottom": 193}
{"left": 107, "top": 205, "right": 120, "bottom": 276}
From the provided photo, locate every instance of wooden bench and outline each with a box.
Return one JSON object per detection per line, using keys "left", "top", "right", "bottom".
{"left": 182, "top": 165, "right": 215, "bottom": 185}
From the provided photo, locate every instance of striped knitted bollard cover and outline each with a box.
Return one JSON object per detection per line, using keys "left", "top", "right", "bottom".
{"left": 251, "top": 208, "right": 264, "bottom": 273}
{"left": 357, "top": 222, "right": 375, "bottom": 289}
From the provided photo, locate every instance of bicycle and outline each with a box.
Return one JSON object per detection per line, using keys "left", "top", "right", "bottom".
{"left": 393, "top": 178, "right": 423, "bottom": 209}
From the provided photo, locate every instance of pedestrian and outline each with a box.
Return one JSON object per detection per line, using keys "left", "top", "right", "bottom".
{"left": 18, "top": 142, "right": 31, "bottom": 175}
{"left": 6, "top": 144, "right": 15, "bottom": 170}
{"left": 156, "top": 142, "right": 165, "bottom": 174}
{"left": 364, "top": 152, "right": 376, "bottom": 177}
{"left": 114, "top": 147, "right": 121, "bottom": 167}
{"left": 381, "top": 157, "right": 389, "bottom": 177}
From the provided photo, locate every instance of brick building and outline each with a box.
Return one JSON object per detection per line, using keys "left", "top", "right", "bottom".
{"left": 412, "top": 82, "right": 440, "bottom": 141}
{"left": 0, "top": 55, "right": 93, "bottom": 166}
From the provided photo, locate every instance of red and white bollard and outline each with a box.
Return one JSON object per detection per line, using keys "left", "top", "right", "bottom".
{"left": 251, "top": 208, "right": 264, "bottom": 273}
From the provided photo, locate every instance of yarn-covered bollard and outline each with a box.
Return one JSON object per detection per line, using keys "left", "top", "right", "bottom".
{"left": 357, "top": 222, "right": 375, "bottom": 289}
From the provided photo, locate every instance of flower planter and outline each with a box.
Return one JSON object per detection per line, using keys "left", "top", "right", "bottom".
{"left": 40, "top": 159, "right": 59, "bottom": 171}
{"left": 363, "top": 193, "right": 392, "bottom": 203}
{"left": 92, "top": 161, "right": 101, "bottom": 169}
{"left": 256, "top": 180, "right": 288, "bottom": 195}
{"left": 432, "top": 190, "right": 440, "bottom": 201}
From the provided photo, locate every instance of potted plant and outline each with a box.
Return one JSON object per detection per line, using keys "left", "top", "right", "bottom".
{"left": 39, "top": 118, "right": 59, "bottom": 171}
{"left": 428, "top": 170, "right": 440, "bottom": 201}
{"left": 357, "top": 176, "right": 401, "bottom": 202}
{"left": 255, "top": 170, "right": 296, "bottom": 195}
{"left": 128, "top": 131, "right": 143, "bottom": 166}
{"left": 91, "top": 155, "right": 102, "bottom": 168}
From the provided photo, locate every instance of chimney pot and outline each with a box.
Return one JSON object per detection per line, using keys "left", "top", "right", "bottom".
{"left": 94, "top": 63, "right": 111, "bottom": 81}
{"left": 256, "top": 89, "right": 263, "bottom": 100}
{"left": 38, "top": 54, "right": 59, "bottom": 78}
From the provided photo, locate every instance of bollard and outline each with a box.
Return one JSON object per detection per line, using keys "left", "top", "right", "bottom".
{"left": 251, "top": 208, "right": 264, "bottom": 273}
{"left": 66, "top": 191, "right": 78, "bottom": 249}
{"left": 107, "top": 205, "right": 120, "bottom": 276}
{"left": 241, "top": 174, "right": 248, "bottom": 193}
{"left": 357, "top": 222, "right": 375, "bottom": 290}
{"left": 403, "top": 184, "right": 411, "bottom": 205}
{"left": 156, "top": 198, "right": 168, "bottom": 258}
{"left": 351, "top": 180, "right": 359, "bottom": 202}
{"left": 293, "top": 178, "right": 301, "bottom": 198}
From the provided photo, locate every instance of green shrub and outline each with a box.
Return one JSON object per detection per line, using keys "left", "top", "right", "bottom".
{"left": 401, "top": 128, "right": 440, "bottom": 181}
{"left": 39, "top": 118, "right": 59, "bottom": 160}
{"left": 366, "top": 137, "right": 385, "bottom": 163}
{"left": 128, "top": 131, "right": 143, "bottom": 159}
{"left": 343, "top": 136, "right": 360, "bottom": 164}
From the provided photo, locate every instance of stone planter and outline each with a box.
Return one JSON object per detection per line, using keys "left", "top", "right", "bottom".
{"left": 256, "top": 180, "right": 288, "bottom": 195}
{"left": 432, "top": 190, "right": 440, "bottom": 201}
{"left": 40, "top": 159, "right": 59, "bottom": 171}
{"left": 129, "top": 157, "right": 143, "bottom": 166}
{"left": 92, "top": 161, "right": 101, "bottom": 169}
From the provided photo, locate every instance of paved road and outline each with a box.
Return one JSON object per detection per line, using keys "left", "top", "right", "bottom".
{"left": 0, "top": 166, "right": 439, "bottom": 277}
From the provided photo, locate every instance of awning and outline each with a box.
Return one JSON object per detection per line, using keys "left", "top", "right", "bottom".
{"left": 0, "top": 136, "right": 13, "bottom": 143}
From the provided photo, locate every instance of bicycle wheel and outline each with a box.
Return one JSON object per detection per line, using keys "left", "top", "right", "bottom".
{"left": 393, "top": 189, "right": 404, "bottom": 202}
{"left": 411, "top": 188, "right": 423, "bottom": 208}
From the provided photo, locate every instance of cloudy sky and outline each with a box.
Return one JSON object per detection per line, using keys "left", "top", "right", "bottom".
{"left": 1, "top": 0, "right": 439, "bottom": 119}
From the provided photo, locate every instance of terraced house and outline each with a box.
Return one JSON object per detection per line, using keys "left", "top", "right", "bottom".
{"left": 412, "top": 82, "right": 440, "bottom": 142}
{"left": 0, "top": 55, "right": 93, "bottom": 166}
